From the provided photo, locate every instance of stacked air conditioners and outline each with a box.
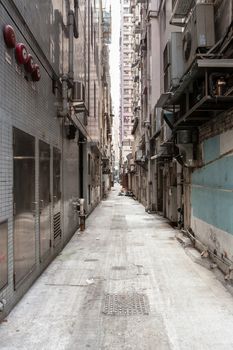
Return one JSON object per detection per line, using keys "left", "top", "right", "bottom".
{"left": 163, "top": 2, "right": 216, "bottom": 167}
{"left": 164, "top": 2, "right": 215, "bottom": 93}
{"left": 182, "top": 2, "right": 215, "bottom": 73}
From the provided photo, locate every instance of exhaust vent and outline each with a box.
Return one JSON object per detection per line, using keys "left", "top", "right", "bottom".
{"left": 53, "top": 212, "right": 61, "bottom": 243}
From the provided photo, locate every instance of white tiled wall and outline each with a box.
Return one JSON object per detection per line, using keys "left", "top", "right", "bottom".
{"left": 0, "top": 1, "right": 66, "bottom": 318}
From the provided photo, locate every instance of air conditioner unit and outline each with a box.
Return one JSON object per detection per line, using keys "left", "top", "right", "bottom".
{"left": 72, "top": 81, "right": 85, "bottom": 102}
{"left": 176, "top": 130, "right": 198, "bottom": 167}
{"left": 164, "top": 32, "right": 184, "bottom": 92}
{"left": 72, "top": 81, "right": 86, "bottom": 113}
{"left": 182, "top": 3, "right": 215, "bottom": 73}
{"left": 135, "top": 149, "right": 142, "bottom": 161}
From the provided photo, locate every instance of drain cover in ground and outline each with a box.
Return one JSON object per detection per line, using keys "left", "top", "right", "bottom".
{"left": 111, "top": 266, "right": 126, "bottom": 270}
{"left": 102, "top": 293, "right": 149, "bottom": 316}
{"left": 84, "top": 259, "right": 99, "bottom": 262}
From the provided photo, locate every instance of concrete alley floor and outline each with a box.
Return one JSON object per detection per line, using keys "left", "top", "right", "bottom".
{"left": 1, "top": 188, "right": 233, "bottom": 350}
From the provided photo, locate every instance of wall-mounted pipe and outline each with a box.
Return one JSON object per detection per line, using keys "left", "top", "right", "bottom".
{"left": 74, "top": 0, "right": 79, "bottom": 38}
{"left": 58, "top": 6, "right": 76, "bottom": 118}
{"left": 79, "top": 198, "right": 86, "bottom": 231}
{"left": 68, "top": 10, "right": 74, "bottom": 81}
{"left": 58, "top": 75, "right": 69, "bottom": 118}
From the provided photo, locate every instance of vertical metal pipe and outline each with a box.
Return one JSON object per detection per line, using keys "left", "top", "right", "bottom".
{"left": 88, "top": 0, "right": 91, "bottom": 112}
{"left": 62, "top": 76, "right": 68, "bottom": 113}
{"left": 68, "top": 10, "right": 74, "bottom": 81}
{"left": 177, "top": 162, "right": 183, "bottom": 227}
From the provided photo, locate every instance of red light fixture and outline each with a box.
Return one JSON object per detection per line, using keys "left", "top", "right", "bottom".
{"left": 3, "top": 25, "right": 16, "bottom": 48}
{"left": 24, "top": 54, "right": 34, "bottom": 73}
{"left": 31, "top": 64, "right": 41, "bottom": 82}
{"left": 15, "top": 43, "right": 28, "bottom": 65}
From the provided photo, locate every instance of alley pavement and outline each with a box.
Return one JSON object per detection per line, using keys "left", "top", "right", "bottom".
{"left": 1, "top": 187, "right": 233, "bottom": 350}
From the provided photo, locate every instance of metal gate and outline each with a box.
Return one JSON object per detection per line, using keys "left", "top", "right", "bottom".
{"left": 0, "top": 220, "right": 8, "bottom": 291}
{"left": 39, "top": 141, "right": 51, "bottom": 260}
{"left": 53, "top": 147, "right": 62, "bottom": 245}
{"left": 13, "top": 128, "right": 36, "bottom": 287}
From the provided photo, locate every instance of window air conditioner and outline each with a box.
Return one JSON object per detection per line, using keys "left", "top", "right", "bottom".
{"left": 72, "top": 81, "right": 86, "bottom": 113}
{"left": 72, "top": 81, "right": 85, "bottom": 102}
{"left": 135, "top": 149, "right": 142, "bottom": 161}
{"left": 182, "top": 3, "right": 215, "bottom": 74}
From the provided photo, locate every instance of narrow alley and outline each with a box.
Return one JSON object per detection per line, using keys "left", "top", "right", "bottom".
{"left": 1, "top": 188, "right": 233, "bottom": 350}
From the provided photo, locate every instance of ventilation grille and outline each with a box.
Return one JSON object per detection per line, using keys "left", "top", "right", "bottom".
{"left": 53, "top": 212, "right": 61, "bottom": 241}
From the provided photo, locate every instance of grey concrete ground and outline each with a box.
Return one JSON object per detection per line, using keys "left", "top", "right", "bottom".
{"left": 1, "top": 187, "right": 233, "bottom": 350}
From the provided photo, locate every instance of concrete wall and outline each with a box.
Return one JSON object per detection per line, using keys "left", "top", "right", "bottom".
{"left": 191, "top": 113, "right": 233, "bottom": 261}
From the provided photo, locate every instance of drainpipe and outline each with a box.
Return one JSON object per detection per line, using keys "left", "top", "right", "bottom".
{"left": 177, "top": 162, "right": 183, "bottom": 228}
{"left": 58, "top": 75, "right": 69, "bottom": 118}
{"left": 68, "top": 10, "right": 74, "bottom": 81}
{"left": 88, "top": 0, "right": 91, "bottom": 112}
{"left": 79, "top": 198, "right": 86, "bottom": 231}
{"left": 145, "top": 120, "right": 151, "bottom": 211}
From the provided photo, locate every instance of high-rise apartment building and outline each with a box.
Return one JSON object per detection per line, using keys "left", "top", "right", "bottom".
{"left": 120, "top": 0, "right": 134, "bottom": 172}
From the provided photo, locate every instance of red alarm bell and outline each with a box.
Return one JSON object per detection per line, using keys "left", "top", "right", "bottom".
{"left": 3, "top": 25, "right": 16, "bottom": 48}
{"left": 24, "top": 54, "right": 34, "bottom": 73}
{"left": 15, "top": 43, "right": 28, "bottom": 65}
{"left": 31, "top": 64, "right": 41, "bottom": 82}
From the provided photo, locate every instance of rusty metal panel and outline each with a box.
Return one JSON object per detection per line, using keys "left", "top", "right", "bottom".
{"left": 13, "top": 128, "right": 36, "bottom": 288}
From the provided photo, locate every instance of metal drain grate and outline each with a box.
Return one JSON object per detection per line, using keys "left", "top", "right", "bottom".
{"left": 84, "top": 259, "right": 99, "bottom": 262}
{"left": 111, "top": 266, "right": 127, "bottom": 271}
{"left": 102, "top": 293, "right": 149, "bottom": 316}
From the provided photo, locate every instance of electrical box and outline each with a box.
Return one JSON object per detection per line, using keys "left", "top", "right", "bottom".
{"left": 183, "top": 3, "right": 215, "bottom": 73}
